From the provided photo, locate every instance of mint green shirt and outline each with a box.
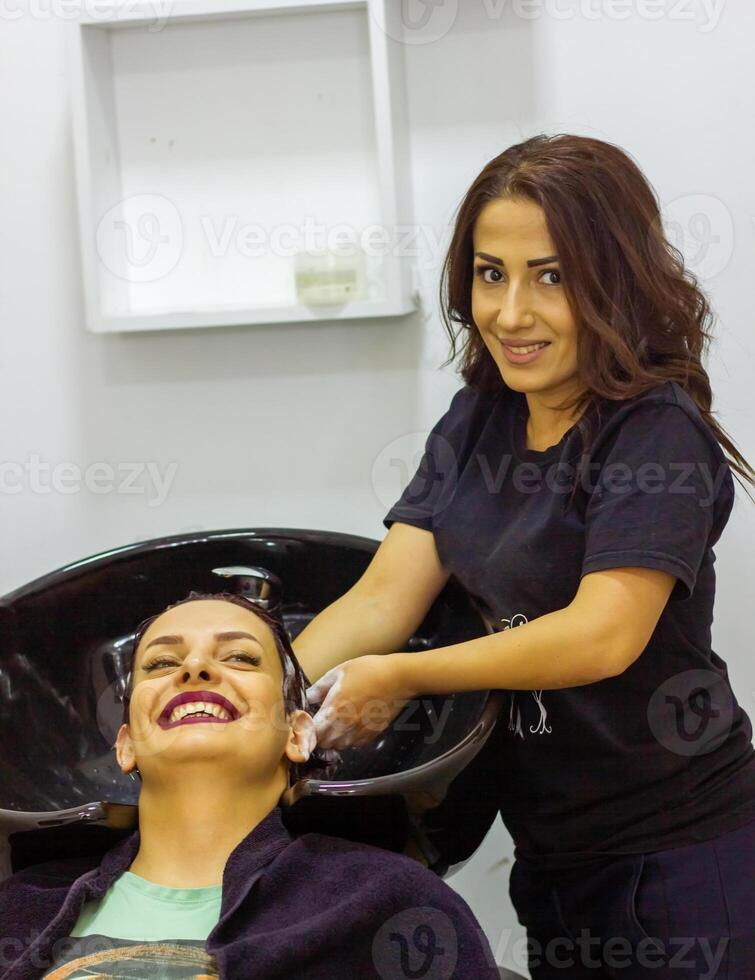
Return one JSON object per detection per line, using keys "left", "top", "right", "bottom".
{"left": 71, "top": 870, "right": 223, "bottom": 941}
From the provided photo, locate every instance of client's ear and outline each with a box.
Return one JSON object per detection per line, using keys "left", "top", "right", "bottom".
{"left": 115, "top": 723, "right": 138, "bottom": 774}
{"left": 284, "top": 709, "right": 317, "bottom": 764}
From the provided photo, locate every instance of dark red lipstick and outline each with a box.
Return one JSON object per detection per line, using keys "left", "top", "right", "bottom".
{"left": 158, "top": 690, "right": 240, "bottom": 730}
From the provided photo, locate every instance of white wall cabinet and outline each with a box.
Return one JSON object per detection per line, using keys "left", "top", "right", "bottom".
{"left": 68, "top": 0, "right": 417, "bottom": 332}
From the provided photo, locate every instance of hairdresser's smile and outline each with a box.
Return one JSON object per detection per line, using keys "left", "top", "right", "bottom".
{"left": 500, "top": 338, "right": 551, "bottom": 365}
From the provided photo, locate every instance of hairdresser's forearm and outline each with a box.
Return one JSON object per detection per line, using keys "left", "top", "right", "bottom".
{"left": 395, "top": 603, "right": 624, "bottom": 696}
{"left": 293, "top": 584, "right": 412, "bottom": 682}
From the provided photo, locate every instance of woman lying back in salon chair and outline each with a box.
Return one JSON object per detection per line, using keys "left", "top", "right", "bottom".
{"left": 0, "top": 592, "right": 498, "bottom": 980}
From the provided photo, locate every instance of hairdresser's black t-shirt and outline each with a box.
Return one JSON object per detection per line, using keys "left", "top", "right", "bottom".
{"left": 384, "top": 380, "right": 755, "bottom": 868}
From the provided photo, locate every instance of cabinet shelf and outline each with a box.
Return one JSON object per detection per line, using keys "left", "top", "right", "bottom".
{"left": 68, "top": 0, "right": 417, "bottom": 332}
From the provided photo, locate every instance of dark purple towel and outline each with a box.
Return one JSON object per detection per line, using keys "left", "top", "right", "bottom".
{"left": 0, "top": 806, "right": 499, "bottom": 979}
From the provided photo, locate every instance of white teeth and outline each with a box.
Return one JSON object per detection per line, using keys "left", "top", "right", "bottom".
{"left": 167, "top": 701, "right": 232, "bottom": 724}
{"left": 508, "top": 342, "right": 549, "bottom": 354}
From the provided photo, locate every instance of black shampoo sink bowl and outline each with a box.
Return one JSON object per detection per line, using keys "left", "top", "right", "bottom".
{"left": 0, "top": 529, "right": 504, "bottom": 875}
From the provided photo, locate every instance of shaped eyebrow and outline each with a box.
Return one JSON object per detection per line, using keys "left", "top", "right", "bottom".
{"left": 475, "top": 251, "right": 559, "bottom": 267}
{"left": 214, "top": 630, "right": 265, "bottom": 649}
{"left": 144, "top": 631, "right": 264, "bottom": 651}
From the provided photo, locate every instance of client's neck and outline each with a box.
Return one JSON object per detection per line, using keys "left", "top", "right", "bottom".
{"left": 128, "top": 766, "right": 286, "bottom": 888}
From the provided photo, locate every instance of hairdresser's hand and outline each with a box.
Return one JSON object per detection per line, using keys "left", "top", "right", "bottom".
{"left": 305, "top": 654, "right": 415, "bottom": 750}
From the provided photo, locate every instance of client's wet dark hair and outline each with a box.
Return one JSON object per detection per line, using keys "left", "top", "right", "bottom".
{"left": 123, "top": 591, "right": 340, "bottom": 784}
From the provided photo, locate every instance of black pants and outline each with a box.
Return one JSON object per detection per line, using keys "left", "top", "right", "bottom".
{"left": 508, "top": 818, "right": 755, "bottom": 978}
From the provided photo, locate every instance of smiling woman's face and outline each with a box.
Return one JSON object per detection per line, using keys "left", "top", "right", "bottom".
{"left": 116, "top": 599, "right": 314, "bottom": 784}
{"left": 471, "top": 195, "right": 582, "bottom": 403}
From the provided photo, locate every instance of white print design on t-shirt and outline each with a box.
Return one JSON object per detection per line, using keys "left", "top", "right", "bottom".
{"left": 500, "top": 614, "right": 552, "bottom": 738}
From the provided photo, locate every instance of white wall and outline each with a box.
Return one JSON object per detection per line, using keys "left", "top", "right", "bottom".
{"left": 2, "top": 3, "right": 754, "bottom": 976}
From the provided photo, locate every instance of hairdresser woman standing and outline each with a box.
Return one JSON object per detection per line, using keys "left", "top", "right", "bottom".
{"left": 293, "top": 135, "right": 755, "bottom": 978}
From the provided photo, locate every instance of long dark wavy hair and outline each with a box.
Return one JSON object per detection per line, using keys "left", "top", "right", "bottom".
{"left": 439, "top": 133, "right": 755, "bottom": 500}
{"left": 124, "top": 591, "right": 340, "bottom": 785}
